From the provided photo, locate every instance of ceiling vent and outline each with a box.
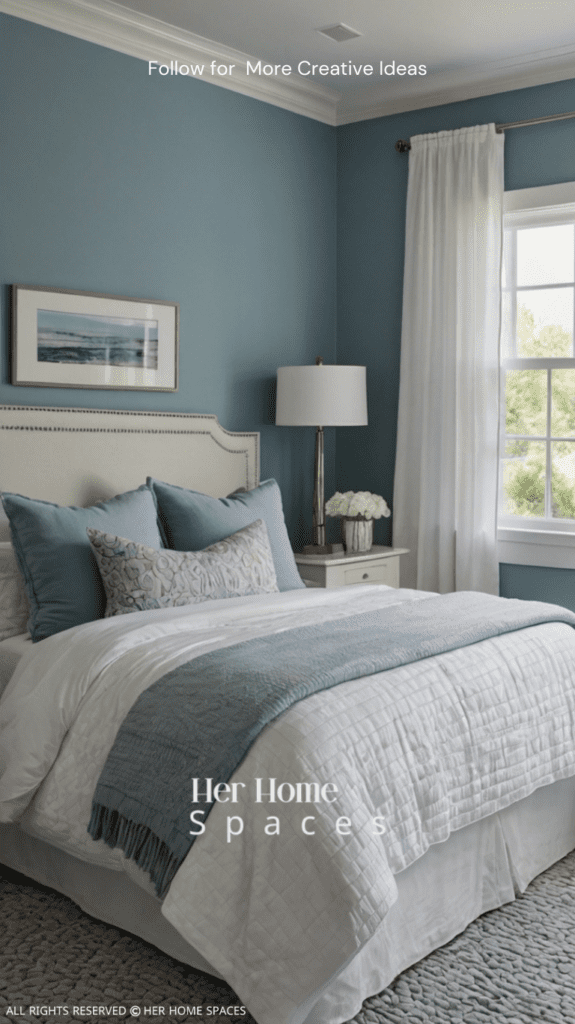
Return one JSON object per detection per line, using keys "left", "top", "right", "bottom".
{"left": 317, "top": 24, "right": 362, "bottom": 43}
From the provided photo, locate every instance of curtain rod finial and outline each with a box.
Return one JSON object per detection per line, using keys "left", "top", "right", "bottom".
{"left": 395, "top": 139, "right": 411, "bottom": 153}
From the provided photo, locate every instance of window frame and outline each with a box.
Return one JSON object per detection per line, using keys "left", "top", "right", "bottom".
{"left": 498, "top": 182, "right": 575, "bottom": 569}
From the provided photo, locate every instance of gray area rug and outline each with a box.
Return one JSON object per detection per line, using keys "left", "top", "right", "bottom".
{"left": 1, "top": 851, "right": 575, "bottom": 1024}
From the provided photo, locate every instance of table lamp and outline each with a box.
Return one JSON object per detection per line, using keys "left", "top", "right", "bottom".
{"left": 276, "top": 357, "right": 368, "bottom": 553}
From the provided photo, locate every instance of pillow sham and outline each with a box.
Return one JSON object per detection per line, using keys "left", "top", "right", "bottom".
{"left": 87, "top": 518, "right": 279, "bottom": 616}
{"left": 2, "top": 486, "right": 163, "bottom": 642}
{"left": 147, "top": 477, "right": 304, "bottom": 592}
{"left": 0, "top": 541, "right": 30, "bottom": 641}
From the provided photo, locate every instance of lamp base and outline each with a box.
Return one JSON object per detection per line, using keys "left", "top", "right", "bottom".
{"left": 302, "top": 542, "right": 344, "bottom": 555}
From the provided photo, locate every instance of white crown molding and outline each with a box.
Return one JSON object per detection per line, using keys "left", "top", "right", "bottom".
{"left": 337, "top": 44, "right": 575, "bottom": 125}
{"left": 2, "top": 0, "right": 575, "bottom": 126}
{"left": 0, "top": 0, "right": 339, "bottom": 125}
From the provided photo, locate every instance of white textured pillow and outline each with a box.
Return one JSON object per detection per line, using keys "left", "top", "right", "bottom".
{"left": 87, "top": 518, "right": 279, "bottom": 617}
{"left": 0, "top": 542, "right": 30, "bottom": 641}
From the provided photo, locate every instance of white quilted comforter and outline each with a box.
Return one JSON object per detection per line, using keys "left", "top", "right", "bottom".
{"left": 2, "top": 584, "right": 575, "bottom": 1024}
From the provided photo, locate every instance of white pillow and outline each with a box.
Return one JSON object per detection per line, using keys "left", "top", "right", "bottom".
{"left": 87, "top": 518, "right": 279, "bottom": 617}
{"left": 0, "top": 542, "right": 30, "bottom": 641}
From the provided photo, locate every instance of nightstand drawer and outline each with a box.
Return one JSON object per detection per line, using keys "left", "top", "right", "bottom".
{"left": 294, "top": 546, "right": 408, "bottom": 590}
{"left": 344, "top": 558, "right": 399, "bottom": 587}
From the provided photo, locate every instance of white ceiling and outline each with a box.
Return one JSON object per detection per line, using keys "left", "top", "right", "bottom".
{"left": 4, "top": 0, "right": 575, "bottom": 123}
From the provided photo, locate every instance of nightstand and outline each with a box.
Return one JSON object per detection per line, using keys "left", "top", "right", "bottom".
{"left": 294, "top": 546, "right": 409, "bottom": 589}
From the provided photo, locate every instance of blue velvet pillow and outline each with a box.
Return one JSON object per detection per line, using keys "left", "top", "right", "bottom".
{"left": 147, "top": 477, "right": 304, "bottom": 592}
{"left": 2, "top": 485, "right": 163, "bottom": 642}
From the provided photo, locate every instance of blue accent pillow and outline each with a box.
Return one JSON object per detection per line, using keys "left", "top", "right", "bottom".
{"left": 147, "top": 477, "right": 304, "bottom": 592}
{"left": 2, "top": 485, "right": 163, "bottom": 642}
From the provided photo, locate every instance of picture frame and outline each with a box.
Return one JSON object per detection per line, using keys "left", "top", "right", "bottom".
{"left": 11, "top": 285, "right": 179, "bottom": 391}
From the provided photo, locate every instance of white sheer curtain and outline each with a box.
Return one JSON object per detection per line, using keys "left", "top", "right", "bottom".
{"left": 393, "top": 124, "right": 504, "bottom": 594}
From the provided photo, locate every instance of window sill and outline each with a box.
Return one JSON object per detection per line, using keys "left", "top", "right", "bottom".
{"left": 498, "top": 527, "right": 575, "bottom": 569}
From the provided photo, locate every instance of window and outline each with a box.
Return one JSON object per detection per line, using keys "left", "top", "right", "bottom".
{"left": 498, "top": 182, "right": 575, "bottom": 569}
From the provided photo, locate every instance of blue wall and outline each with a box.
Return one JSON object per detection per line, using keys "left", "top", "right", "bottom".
{"left": 337, "top": 79, "right": 575, "bottom": 608}
{"left": 5, "top": 9, "right": 575, "bottom": 600}
{"left": 0, "top": 13, "right": 337, "bottom": 546}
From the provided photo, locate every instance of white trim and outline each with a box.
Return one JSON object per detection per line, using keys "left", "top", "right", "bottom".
{"left": 505, "top": 206, "right": 575, "bottom": 229}
{"left": 498, "top": 183, "right": 575, "bottom": 569}
{"left": 3, "top": 0, "right": 575, "bottom": 125}
{"left": 335, "top": 44, "right": 575, "bottom": 125}
{"left": 504, "top": 181, "right": 575, "bottom": 212}
{"left": 499, "top": 526, "right": 575, "bottom": 542}
{"left": 0, "top": 0, "right": 339, "bottom": 125}
{"left": 498, "top": 528, "right": 575, "bottom": 568}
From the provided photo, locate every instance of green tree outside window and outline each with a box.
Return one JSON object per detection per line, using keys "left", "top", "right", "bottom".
{"left": 504, "top": 305, "right": 575, "bottom": 519}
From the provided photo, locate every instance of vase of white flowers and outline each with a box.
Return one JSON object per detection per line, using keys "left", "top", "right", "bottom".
{"left": 343, "top": 516, "right": 373, "bottom": 553}
{"left": 325, "top": 491, "right": 391, "bottom": 553}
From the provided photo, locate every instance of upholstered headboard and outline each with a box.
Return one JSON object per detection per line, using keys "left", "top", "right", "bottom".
{"left": 0, "top": 405, "right": 259, "bottom": 542}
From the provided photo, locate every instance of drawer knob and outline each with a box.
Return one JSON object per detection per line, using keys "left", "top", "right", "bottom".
{"left": 362, "top": 572, "right": 369, "bottom": 579}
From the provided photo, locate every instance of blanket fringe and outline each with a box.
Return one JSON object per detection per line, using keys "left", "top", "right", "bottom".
{"left": 88, "top": 804, "right": 180, "bottom": 899}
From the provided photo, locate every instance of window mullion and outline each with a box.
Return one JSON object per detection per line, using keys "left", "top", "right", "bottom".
{"left": 499, "top": 366, "right": 507, "bottom": 520}
{"left": 515, "top": 282, "right": 573, "bottom": 292}
{"left": 546, "top": 367, "right": 552, "bottom": 519}
{"left": 511, "top": 228, "right": 517, "bottom": 357}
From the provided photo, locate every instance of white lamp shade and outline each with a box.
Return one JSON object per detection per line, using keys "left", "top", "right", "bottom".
{"left": 276, "top": 364, "right": 368, "bottom": 426}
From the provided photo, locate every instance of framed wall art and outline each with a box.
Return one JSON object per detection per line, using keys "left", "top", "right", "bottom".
{"left": 11, "top": 285, "right": 179, "bottom": 391}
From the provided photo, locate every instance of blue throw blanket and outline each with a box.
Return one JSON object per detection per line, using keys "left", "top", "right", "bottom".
{"left": 88, "top": 591, "right": 575, "bottom": 897}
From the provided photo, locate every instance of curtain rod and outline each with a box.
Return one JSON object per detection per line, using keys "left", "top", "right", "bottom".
{"left": 394, "top": 109, "right": 575, "bottom": 152}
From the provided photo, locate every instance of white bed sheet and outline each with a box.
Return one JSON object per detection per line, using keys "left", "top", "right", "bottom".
{"left": 0, "top": 632, "right": 31, "bottom": 698}
{"left": 2, "top": 586, "right": 575, "bottom": 1024}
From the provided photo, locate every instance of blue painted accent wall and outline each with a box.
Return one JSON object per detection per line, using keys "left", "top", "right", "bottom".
{"left": 5, "top": 8, "right": 575, "bottom": 598}
{"left": 337, "top": 78, "right": 575, "bottom": 608}
{"left": 0, "top": 13, "right": 337, "bottom": 547}
{"left": 499, "top": 563, "right": 575, "bottom": 610}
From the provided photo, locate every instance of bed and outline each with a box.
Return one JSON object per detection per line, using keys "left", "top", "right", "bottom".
{"left": 1, "top": 404, "right": 575, "bottom": 1024}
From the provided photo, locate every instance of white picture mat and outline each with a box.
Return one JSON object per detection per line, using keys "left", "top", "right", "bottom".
{"left": 13, "top": 287, "right": 178, "bottom": 390}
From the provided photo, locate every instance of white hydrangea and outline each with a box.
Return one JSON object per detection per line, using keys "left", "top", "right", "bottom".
{"left": 324, "top": 491, "right": 354, "bottom": 517}
{"left": 325, "top": 490, "right": 391, "bottom": 520}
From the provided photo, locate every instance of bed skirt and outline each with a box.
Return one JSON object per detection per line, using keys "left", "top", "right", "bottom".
{"left": 2, "top": 775, "right": 575, "bottom": 1024}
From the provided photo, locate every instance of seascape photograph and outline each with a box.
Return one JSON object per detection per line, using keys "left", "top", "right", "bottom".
{"left": 37, "top": 308, "right": 159, "bottom": 368}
